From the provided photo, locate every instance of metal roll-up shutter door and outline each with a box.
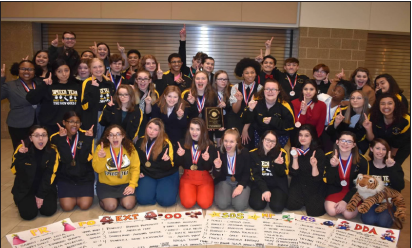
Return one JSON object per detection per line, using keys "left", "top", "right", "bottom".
{"left": 42, "top": 23, "right": 293, "bottom": 80}
{"left": 365, "top": 33, "right": 410, "bottom": 110}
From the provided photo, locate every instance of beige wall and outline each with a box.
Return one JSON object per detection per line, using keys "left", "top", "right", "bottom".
{"left": 1, "top": 2, "right": 298, "bottom": 25}
{"left": 298, "top": 27, "right": 367, "bottom": 79}
{"left": 300, "top": 2, "right": 410, "bottom": 33}
{"left": 1, "top": 22, "right": 38, "bottom": 138}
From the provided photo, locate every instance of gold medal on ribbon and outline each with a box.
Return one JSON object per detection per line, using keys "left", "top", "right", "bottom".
{"left": 145, "top": 161, "right": 151, "bottom": 167}
{"left": 71, "top": 160, "right": 76, "bottom": 166}
{"left": 231, "top": 176, "right": 236, "bottom": 182}
{"left": 118, "top": 171, "right": 122, "bottom": 179}
{"left": 190, "top": 165, "right": 198, "bottom": 170}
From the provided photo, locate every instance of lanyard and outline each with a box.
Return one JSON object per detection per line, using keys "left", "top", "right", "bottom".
{"left": 66, "top": 132, "right": 79, "bottom": 159}
{"left": 227, "top": 152, "right": 237, "bottom": 175}
{"left": 243, "top": 82, "right": 255, "bottom": 105}
{"left": 109, "top": 73, "right": 122, "bottom": 90}
{"left": 20, "top": 79, "right": 36, "bottom": 92}
{"left": 110, "top": 145, "right": 123, "bottom": 172}
{"left": 196, "top": 95, "right": 205, "bottom": 114}
{"left": 191, "top": 142, "right": 201, "bottom": 165}
{"left": 339, "top": 153, "right": 352, "bottom": 178}
{"left": 297, "top": 100, "right": 313, "bottom": 119}
{"left": 287, "top": 75, "right": 297, "bottom": 90}
{"left": 297, "top": 147, "right": 310, "bottom": 156}
{"left": 145, "top": 139, "right": 156, "bottom": 161}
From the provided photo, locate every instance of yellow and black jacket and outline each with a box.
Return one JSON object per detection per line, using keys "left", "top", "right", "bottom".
{"left": 99, "top": 103, "right": 145, "bottom": 140}
{"left": 242, "top": 98, "right": 295, "bottom": 137}
{"left": 249, "top": 148, "right": 289, "bottom": 194}
{"left": 50, "top": 130, "right": 94, "bottom": 184}
{"left": 372, "top": 114, "right": 410, "bottom": 149}
{"left": 135, "top": 137, "right": 177, "bottom": 179}
{"left": 11, "top": 144, "right": 59, "bottom": 203}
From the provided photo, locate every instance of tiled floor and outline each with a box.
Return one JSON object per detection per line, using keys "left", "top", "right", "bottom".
{"left": 1, "top": 139, "right": 410, "bottom": 248}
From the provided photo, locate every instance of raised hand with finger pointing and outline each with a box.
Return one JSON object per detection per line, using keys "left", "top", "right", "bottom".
{"left": 156, "top": 63, "right": 163, "bottom": 79}
{"left": 274, "top": 151, "right": 284, "bottom": 164}
{"left": 91, "top": 75, "right": 99, "bottom": 87}
{"left": 176, "top": 103, "right": 184, "bottom": 119}
{"left": 176, "top": 141, "right": 185, "bottom": 156}
{"left": 85, "top": 125, "right": 94, "bottom": 137}
{"left": 255, "top": 49, "right": 263, "bottom": 63}
{"left": 43, "top": 73, "right": 52, "bottom": 85}
{"left": 161, "top": 148, "right": 170, "bottom": 161}
{"left": 330, "top": 149, "right": 339, "bottom": 167}
{"left": 362, "top": 113, "right": 372, "bottom": 130}
{"left": 117, "top": 42, "right": 125, "bottom": 54}
{"left": 385, "top": 151, "right": 395, "bottom": 167}
{"left": 334, "top": 107, "right": 344, "bottom": 127}
{"left": 186, "top": 91, "right": 195, "bottom": 104}
{"left": 201, "top": 146, "right": 210, "bottom": 161}
{"left": 265, "top": 37, "right": 274, "bottom": 49}
{"left": 214, "top": 151, "right": 222, "bottom": 169}
{"left": 51, "top": 34, "right": 59, "bottom": 47}
{"left": 18, "top": 140, "right": 28, "bottom": 153}
{"left": 310, "top": 150, "right": 317, "bottom": 167}
{"left": 98, "top": 142, "right": 106, "bottom": 158}
{"left": 57, "top": 123, "right": 67, "bottom": 137}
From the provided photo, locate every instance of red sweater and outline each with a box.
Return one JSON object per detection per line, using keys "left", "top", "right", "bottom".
{"left": 292, "top": 99, "right": 327, "bottom": 137}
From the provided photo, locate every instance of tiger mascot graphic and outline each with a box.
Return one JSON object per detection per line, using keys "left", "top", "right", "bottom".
{"left": 346, "top": 174, "right": 406, "bottom": 222}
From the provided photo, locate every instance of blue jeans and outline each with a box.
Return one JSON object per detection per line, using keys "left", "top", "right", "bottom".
{"left": 135, "top": 171, "right": 179, "bottom": 207}
{"left": 361, "top": 204, "right": 395, "bottom": 228}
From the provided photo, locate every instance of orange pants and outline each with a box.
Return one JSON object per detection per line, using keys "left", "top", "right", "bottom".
{"left": 179, "top": 169, "right": 214, "bottom": 209}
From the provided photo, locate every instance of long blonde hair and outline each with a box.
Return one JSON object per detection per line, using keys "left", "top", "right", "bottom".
{"left": 344, "top": 90, "right": 369, "bottom": 126}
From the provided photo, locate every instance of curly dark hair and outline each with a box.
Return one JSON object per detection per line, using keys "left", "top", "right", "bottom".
{"left": 370, "top": 93, "right": 406, "bottom": 125}
{"left": 99, "top": 124, "right": 136, "bottom": 156}
{"left": 374, "top": 74, "right": 403, "bottom": 95}
{"left": 234, "top": 58, "right": 261, "bottom": 78}
{"left": 10, "top": 60, "right": 43, "bottom": 77}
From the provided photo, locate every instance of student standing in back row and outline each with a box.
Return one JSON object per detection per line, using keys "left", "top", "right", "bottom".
{"left": 278, "top": 58, "right": 309, "bottom": 101}
{"left": 48, "top": 32, "right": 80, "bottom": 75}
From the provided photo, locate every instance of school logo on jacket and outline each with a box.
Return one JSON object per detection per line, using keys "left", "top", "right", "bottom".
{"left": 77, "top": 141, "right": 83, "bottom": 150}
{"left": 52, "top": 89, "right": 78, "bottom": 105}
{"left": 100, "top": 88, "right": 111, "bottom": 104}
{"left": 261, "top": 161, "right": 272, "bottom": 176}
{"left": 392, "top": 127, "right": 401, "bottom": 135}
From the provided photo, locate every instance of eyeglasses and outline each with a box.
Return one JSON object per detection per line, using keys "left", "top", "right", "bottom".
{"left": 217, "top": 78, "right": 228, "bottom": 82}
{"left": 19, "top": 68, "right": 35, "bottom": 72}
{"left": 315, "top": 70, "right": 326, "bottom": 74}
{"left": 264, "top": 138, "right": 276, "bottom": 144}
{"left": 118, "top": 94, "right": 129, "bottom": 97}
{"left": 339, "top": 139, "right": 354, "bottom": 145}
{"left": 137, "top": 78, "right": 150, "bottom": 82}
{"left": 63, "top": 37, "right": 76, "bottom": 41}
{"left": 66, "top": 120, "right": 81, "bottom": 125}
{"left": 264, "top": 88, "right": 280, "bottom": 93}
{"left": 350, "top": 97, "right": 363, "bottom": 101}
{"left": 108, "top": 133, "right": 122, "bottom": 138}
{"left": 170, "top": 61, "right": 182, "bottom": 64}
{"left": 31, "top": 134, "right": 48, "bottom": 139}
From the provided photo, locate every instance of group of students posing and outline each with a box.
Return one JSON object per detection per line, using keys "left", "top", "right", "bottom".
{"left": 2, "top": 27, "right": 409, "bottom": 229}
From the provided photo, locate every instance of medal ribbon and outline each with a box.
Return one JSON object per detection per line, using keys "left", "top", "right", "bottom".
{"left": 109, "top": 73, "right": 122, "bottom": 90}
{"left": 297, "top": 147, "right": 310, "bottom": 156}
{"left": 66, "top": 132, "right": 79, "bottom": 160}
{"left": 196, "top": 95, "right": 205, "bottom": 114}
{"left": 297, "top": 100, "right": 313, "bottom": 119}
{"left": 110, "top": 144, "right": 123, "bottom": 173}
{"left": 243, "top": 82, "right": 255, "bottom": 105}
{"left": 19, "top": 79, "right": 36, "bottom": 92}
{"left": 191, "top": 142, "right": 201, "bottom": 165}
{"left": 145, "top": 140, "right": 156, "bottom": 161}
{"left": 227, "top": 152, "right": 237, "bottom": 175}
{"left": 287, "top": 75, "right": 297, "bottom": 91}
{"left": 217, "top": 92, "right": 223, "bottom": 102}
{"left": 339, "top": 153, "right": 352, "bottom": 179}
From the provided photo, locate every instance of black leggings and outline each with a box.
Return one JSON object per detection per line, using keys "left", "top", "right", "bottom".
{"left": 286, "top": 186, "right": 325, "bottom": 217}
{"left": 249, "top": 187, "right": 288, "bottom": 213}
{"left": 15, "top": 191, "right": 57, "bottom": 220}
{"left": 8, "top": 126, "right": 32, "bottom": 151}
